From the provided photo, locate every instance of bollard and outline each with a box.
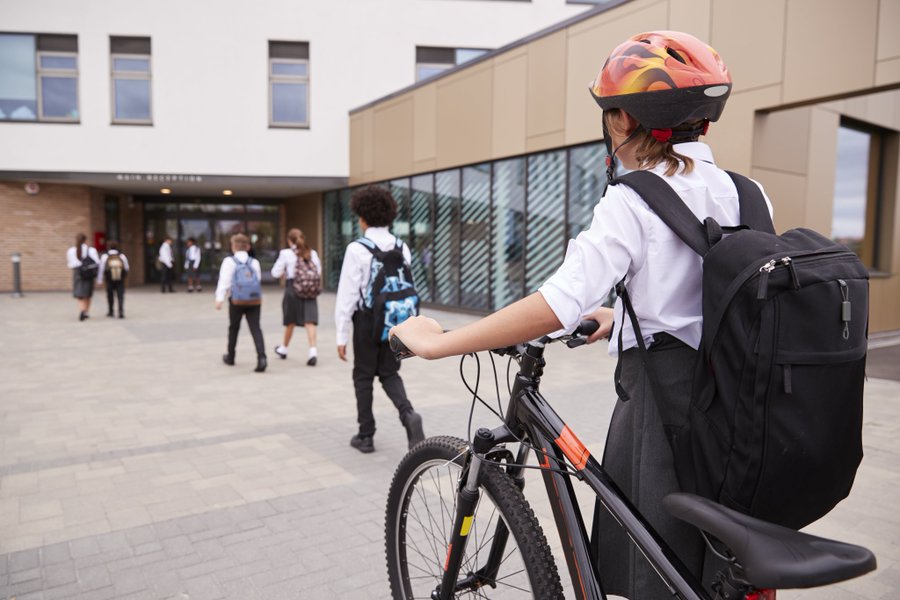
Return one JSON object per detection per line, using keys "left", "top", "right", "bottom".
{"left": 11, "top": 252, "right": 23, "bottom": 297}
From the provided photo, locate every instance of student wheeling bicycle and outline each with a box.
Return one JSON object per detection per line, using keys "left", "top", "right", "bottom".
{"left": 387, "top": 30, "right": 875, "bottom": 599}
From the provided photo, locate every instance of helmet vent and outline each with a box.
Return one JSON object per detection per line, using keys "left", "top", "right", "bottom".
{"left": 666, "top": 47, "right": 687, "bottom": 64}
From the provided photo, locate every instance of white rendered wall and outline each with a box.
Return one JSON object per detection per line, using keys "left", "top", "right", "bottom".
{"left": 0, "top": 0, "right": 590, "bottom": 178}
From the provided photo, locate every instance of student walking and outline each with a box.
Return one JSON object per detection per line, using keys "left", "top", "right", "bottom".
{"left": 97, "top": 240, "right": 129, "bottom": 318}
{"left": 390, "top": 31, "right": 772, "bottom": 600}
{"left": 335, "top": 186, "right": 425, "bottom": 454}
{"left": 158, "top": 236, "right": 175, "bottom": 293}
{"left": 184, "top": 238, "right": 202, "bottom": 292}
{"left": 216, "top": 233, "right": 267, "bottom": 372}
{"left": 66, "top": 233, "right": 101, "bottom": 321}
{"left": 271, "top": 228, "right": 321, "bottom": 366}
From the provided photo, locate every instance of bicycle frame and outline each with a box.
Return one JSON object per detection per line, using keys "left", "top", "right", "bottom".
{"left": 440, "top": 339, "right": 710, "bottom": 600}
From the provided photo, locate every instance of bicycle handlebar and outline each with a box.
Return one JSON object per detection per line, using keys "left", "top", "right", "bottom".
{"left": 389, "top": 319, "right": 600, "bottom": 361}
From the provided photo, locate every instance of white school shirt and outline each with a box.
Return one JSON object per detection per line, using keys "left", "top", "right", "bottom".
{"left": 334, "top": 227, "right": 412, "bottom": 346}
{"left": 538, "top": 142, "right": 773, "bottom": 354}
{"left": 97, "top": 250, "right": 130, "bottom": 284}
{"left": 66, "top": 244, "right": 100, "bottom": 269}
{"left": 271, "top": 248, "right": 321, "bottom": 280}
{"left": 184, "top": 245, "right": 201, "bottom": 269}
{"left": 158, "top": 241, "right": 173, "bottom": 268}
{"left": 215, "top": 251, "right": 262, "bottom": 302}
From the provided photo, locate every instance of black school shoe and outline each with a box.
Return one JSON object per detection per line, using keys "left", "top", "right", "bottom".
{"left": 403, "top": 411, "right": 425, "bottom": 449}
{"left": 307, "top": 356, "right": 317, "bottom": 367}
{"left": 254, "top": 357, "right": 267, "bottom": 373}
{"left": 274, "top": 346, "right": 287, "bottom": 359}
{"left": 222, "top": 354, "right": 235, "bottom": 366}
{"left": 350, "top": 434, "right": 375, "bottom": 454}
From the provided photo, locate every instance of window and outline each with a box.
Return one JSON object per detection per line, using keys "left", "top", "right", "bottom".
{"left": 415, "top": 46, "right": 490, "bottom": 82}
{"left": 832, "top": 120, "right": 887, "bottom": 269}
{"left": 111, "top": 36, "right": 152, "bottom": 124}
{"left": 269, "top": 41, "right": 309, "bottom": 127}
{"left": 0, "top": 33, "right": 78, "bottom": 122}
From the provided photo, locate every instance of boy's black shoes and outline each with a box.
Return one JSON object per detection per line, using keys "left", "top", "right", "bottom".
{"left": 403, "top": 411, "right": 425, "bottom": 449}
{"left": 222, "top": 354, "right": 235, "bottom": 366}
{"left": 106, "top": 311, "right": 114, "bottom": 318}
{"left": 274, "top": 346, "right": 288, "bottom": 359}
{"left": 307, "top": 356, "right": 317, "bottom": 367}
{"left": 79, "top": 312, "right": 89, "bottom": 321}
{"left": 255, "top": 357, "right": 267, "bottom": 373}
{"left": 350, "top": 435, "right": 375, "bottom": 454}
{"left": 118, "top": 313, "right": 125, "bottom": 319}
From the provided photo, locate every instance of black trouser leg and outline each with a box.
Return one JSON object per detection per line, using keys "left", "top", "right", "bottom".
{"left": 160, "top": 265, "right": 169, "bottom": 292}
{"left": 353, "top": 312, "right": 378, "bottom": 437}
{"left": 244, "top": 305, "right": 266, "bottom": 359}
{"left": 115, "top": 281, "right": 125, "bottom": 315}
{"left": 227, "top": 302, "right": 242, "bottom": 357}
{"left": 377, "top": 340, "right": 413, "bottom": 422}
{"left": 106, "top": 283, "right": 115, "bottom": 314}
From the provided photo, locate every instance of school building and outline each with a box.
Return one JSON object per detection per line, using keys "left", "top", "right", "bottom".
{"left": 2, "top": 0, "right": 900, "bottom": 333}
{"left": 0, "top": 0, "right": 593, "bottom": 287}
{"left": 338, "top": 0, "right": 900, "bottom": 332}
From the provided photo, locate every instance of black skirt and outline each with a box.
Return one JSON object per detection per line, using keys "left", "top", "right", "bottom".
{"left": 282, "top": 282, "right": 318, "bottom": 326}
{"left": 72, "top": 270, "right": 94, "bottom": 299}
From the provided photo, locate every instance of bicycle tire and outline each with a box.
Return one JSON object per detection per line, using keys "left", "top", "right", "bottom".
{"left": 385, "top": 435, "right": 564, "bottom": 599}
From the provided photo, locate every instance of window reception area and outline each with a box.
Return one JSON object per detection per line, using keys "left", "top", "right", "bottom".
{"left": 142, "top": 199, "right": 282, "bottom": 284}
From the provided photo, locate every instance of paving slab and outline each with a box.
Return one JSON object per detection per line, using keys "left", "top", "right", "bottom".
{"left": 1, "top": 287, "right": 898, "bottom": 599}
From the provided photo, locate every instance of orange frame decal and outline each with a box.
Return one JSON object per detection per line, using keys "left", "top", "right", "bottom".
{"left": 555, "top": 426, "right": 590, "bottom": 470}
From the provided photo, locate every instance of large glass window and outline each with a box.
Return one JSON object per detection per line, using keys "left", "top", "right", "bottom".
{"left": 434, "top": 170, "right": 462, "bottom": 306}
{"left": 111, "top": 36, "right": 151, "bottom": 124}
{"left": 568, "top": 143, "right": 606, "bottom": 239}
{"left": 462, "top": 165, "right": 492, "bottom": 310}
{"left": 410, "top": 175, "right": 435, "bottom": 303}
{"left": 1, "top": 34, "right": 78, "bottom": 122}
{"left": 526, "top": 151, "right": 566, "bottom": 294}
{"left": 269, "top": 41, "right": 309, "bottom": 127}
{"left": 492, "top": 158, "right": 526, "bottom": 309}
{"left": 832, "top": 121, "right": 885, "bottom": 269}
{"left": 415, "top": 46, "right": 490, "bottom": 82}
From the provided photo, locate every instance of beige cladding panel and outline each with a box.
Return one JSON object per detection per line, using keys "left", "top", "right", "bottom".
{"left": 711, "top": 0, "right": 786, "bottom": 92}
{"left": 564, "top": 1, "right": 668, "bottom": 146}
{"left": 804, "top": 107, "right": 840, "bottom": 235}
{"left": 751, "top": 106, "right": 812, "bottom": 175}
{"left": 668, "top": 0, "right": 711, "bottom": 42}
{"left": 526, "top": 30, "right": 567, "bottom": 140}
{"left": 750, "top": 167, "right": 808, "bottom": 232}
{"left": 708, "top": 84, "right": 782, "bottom": 173}
{"left": 783, "top": 0, "right": 878, "bottom": 104}
{"left": 413, "top": 86, "right": 437, "bottom": 163}
{"left": 373, "top": 95, "right": 415, "bottom": 181}
{"left": 876, "top": 56, "right": 900, "bottom": 87}
{"left": 878, "top": 0, "right": 900, "bottom": 60}
{"left": 436, "top": 64, "right": 494, "bottom": 170}
{"left": 350, "top": 114, "right": 364, "bottom": 183}
{"left": 492, "top": 50, "right": 528, "bottom": 158}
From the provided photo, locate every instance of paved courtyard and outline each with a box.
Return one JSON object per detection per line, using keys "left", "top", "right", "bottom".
{"left": 1, "top": 287, "right": 899, "bottom": 599}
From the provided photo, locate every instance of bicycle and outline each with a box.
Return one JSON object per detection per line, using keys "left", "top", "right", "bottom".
{"left": 384, "top": 321, "right": 876, "bottom": 599}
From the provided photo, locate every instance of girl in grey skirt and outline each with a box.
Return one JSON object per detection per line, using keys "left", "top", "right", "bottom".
{"left": 271, "top": 228, "right": 321, "bottom": 366}
{"left": 66, "top": 233, "right": 101, "bottom": 321}
{"left": 388, "top": 31, "right": 768, "bottom": 599}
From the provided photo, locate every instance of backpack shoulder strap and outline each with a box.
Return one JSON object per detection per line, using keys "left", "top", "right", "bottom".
{"left": 724, "top": 171, "right": 776, "bottom": 234}
{"left": 355, "top": 237, "right": 382, "bottom": 257}
{"left": 613, "top": 171, "right": 709, "bottom": 256}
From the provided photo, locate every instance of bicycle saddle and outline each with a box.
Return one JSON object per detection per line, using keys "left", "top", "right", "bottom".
{"left": 663, "top": 493, "right": 876, "bottom": 589}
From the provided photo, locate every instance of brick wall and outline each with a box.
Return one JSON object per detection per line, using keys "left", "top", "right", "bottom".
{"left": 0, "top": 182, "right": 94, "bottom": 292}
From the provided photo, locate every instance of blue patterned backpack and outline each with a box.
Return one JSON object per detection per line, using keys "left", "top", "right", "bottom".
{"left": 357, "top": 237, "right": 419, "bottom": 342}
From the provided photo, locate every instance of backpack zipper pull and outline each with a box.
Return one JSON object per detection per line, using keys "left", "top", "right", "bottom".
{"left": 839, "top": 279, "right": 851, "bottom": 340}
{"left": 782, "top": 257, "right": 800, "bottom": 289}
{"left": 757, "top": 260, "right": 776, "bottom": 300}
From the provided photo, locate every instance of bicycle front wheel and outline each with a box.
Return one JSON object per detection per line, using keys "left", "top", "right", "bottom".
{"left": 385, "top": 435, "right": 563, "bottom": 599}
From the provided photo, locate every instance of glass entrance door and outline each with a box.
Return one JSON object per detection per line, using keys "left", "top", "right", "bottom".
{"left": 179, "top": 218, "right": 214, "bottom": 283}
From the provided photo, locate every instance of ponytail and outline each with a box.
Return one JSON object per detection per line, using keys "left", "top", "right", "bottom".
{"left": 75, "top": 233, "right": 87, "bottom": 260}
{"left": 288, "top": 228, "right": 311, "bottom": 260}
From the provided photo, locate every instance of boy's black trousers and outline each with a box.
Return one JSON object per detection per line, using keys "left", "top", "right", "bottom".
{"left": 227, "top": 302, "right": 266, "bottom": 359}
{"left": 106, "top": 280, "right": 125, "bottom": 315}
{"left": 352, "top": 310, "right": 413, "bottom": 438}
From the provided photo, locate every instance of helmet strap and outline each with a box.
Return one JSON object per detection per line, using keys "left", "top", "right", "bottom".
{"left": 605, "top": 126, "right": 642, "bottom": 185}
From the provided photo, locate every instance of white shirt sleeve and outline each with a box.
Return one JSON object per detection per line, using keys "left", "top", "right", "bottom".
{"left": 66, "top": 247, "right": 79, "bottom": 269}
{"left": 97, "top": 254, "right": 108, "bottom": 284}
{"left": 311, "top": 249, "right": 322, "bottom": 275}
{"left": 538, "top": 188, "right": 646, "bottom": 333}
{"left": 216, "top": 257, "right": 235, "bottom": 302}
{"left": 121, "top": 254, "right": 130, "bottom": 272}
{"left": 334, "top": 244, "right": 365, "bottom": 346}
{"left": 271, "top": 249, "right": 288, "bottom": 279}
{"left": 252, "top": 258, "right": 262, "bottom": 282}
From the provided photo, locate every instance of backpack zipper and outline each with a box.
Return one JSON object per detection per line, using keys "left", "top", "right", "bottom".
{"left": 756, "top": 257, "right": 801, "bottom": 300}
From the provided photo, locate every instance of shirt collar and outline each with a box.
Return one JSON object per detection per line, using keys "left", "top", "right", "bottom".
{"left": 670, "top": 141, "right": 715, "bottom": 164}
{"left": 233, "top": 251, "right": 249, "bottom": 261}
{"left": 365, "top": 226, "right": 390, "bottom": 239}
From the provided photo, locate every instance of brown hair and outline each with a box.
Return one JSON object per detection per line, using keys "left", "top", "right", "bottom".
{"left": 288, "top": 228, "right": 311, "bottom": 260}
{"left": 605, "top": 109, "right": 703, "bottom": 177}
{"left": 107, "top": 239, "right": 119, "bottom": 251}
{"left": 75, "top": 233, "right": 87, "bottom": 259}
{"left": 230, "top": 233, "right": 250, "bottom": 251}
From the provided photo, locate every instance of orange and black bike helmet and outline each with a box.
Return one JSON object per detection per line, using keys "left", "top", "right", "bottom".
{"left": 590, "top": 31, "right": 732, "bottom": 135}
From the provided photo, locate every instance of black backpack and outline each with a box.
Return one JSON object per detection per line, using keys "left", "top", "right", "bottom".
{"left": 614, "top": 170, "right": 868, "bottom": 530}
{"left": 79, "top": 254, "right": 99, "bottom": 281}
{"left": 357, "top": 237, "right": 420, "bottom": 343}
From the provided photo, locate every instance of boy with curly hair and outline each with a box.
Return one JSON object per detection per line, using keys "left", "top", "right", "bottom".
{"left": 334, "top": 186, "right": 425, "bottom": 454}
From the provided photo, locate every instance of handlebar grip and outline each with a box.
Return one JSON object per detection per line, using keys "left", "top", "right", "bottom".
{"left": 389, "top": 334, "right": 415, "bottom": 360}
{"left": 575, "top": 319, "right": 600, "bottom": 337}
